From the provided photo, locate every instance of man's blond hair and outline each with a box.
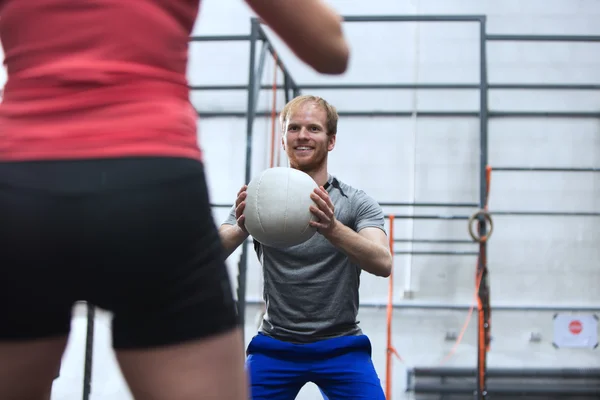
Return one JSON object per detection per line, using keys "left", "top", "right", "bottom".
{"left": 279, "top": 95, "right": 339, "bottom": 136}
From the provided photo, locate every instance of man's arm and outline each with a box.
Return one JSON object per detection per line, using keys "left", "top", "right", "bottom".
{"left": 309, "top": 187, "right": 392, "bottom": 277}
{"left": 218, "top": 185, "right": 251, "bottom": 259}
{"left": 218, "top": 223, "right": 249, "bottom": 259}
{"left": 245, "top": 0, "right": 349, "bottom": 74}
{"left": 324, "top": 224, "right": 392, "bottom": 277}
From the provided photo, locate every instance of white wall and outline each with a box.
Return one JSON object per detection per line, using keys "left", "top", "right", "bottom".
{"left": 42, "top": 0, "right": 600, "bottom": 399}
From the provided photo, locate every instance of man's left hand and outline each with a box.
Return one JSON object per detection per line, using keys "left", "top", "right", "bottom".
{"left": 309, "top": 186, "right": 337, "bottom": 236}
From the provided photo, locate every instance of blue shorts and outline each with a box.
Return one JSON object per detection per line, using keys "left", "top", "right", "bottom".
{"left": 246, "top": 333, "right": 385, "bottom": 400}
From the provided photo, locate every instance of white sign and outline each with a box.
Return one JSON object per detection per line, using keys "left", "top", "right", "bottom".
{"left": 553, "top": 314, "right": 598, "bottom": 349}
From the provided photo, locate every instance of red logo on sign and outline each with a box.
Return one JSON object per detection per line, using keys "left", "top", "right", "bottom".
{"left": 569, "top": 320, "right": 583, "bottom": 335}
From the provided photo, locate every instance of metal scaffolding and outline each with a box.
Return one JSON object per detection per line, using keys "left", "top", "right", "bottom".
{"left": 217, "top": 15, "right": 599, "bottom": 400}
{"left": 77, "top": 14, "right": 600, "bottom": 400}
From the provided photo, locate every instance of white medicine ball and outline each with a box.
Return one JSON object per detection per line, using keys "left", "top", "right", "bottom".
{"left": 244, "top": 167, "right": 318, "bottom": 248}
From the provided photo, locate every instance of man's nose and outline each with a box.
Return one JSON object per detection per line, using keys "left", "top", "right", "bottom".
{"left": 298, "top": 127, "right": 310, "bottom": 138}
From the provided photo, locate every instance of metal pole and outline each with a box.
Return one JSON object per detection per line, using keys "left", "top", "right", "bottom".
{"left": 195, "top": 110, "right": 600, "bottom": 119}
{"left": 491, "top": 210, "right": 600, "bottom": 217}
{"left": 187, "top": 82, "right": 600, "bottom": 91}
{"left": 394, "top": 251, "right": 479, "bottom": 256}
{"left": 211, "top": 201, "right": 480, "bottom": 209}
{"left": 486, "top": 33, "right": 600, "bottom": 42}
{"left": 476, "top": 16, "right": 490, "bottom": 400}
{"left": 491, "top": 111, "right": 600, "bottom": 118}
{"left": 82, "top": 304, "right": 95, "bottom": 400}
{"left": 237, "top": 18, "right": 261, "bottom": 342}
{"left": 384, "top": 214, "right": 470, "bottom": 220}
{"left": 379, "top": 201, "right": 478, "bottom": 207}
{"left": 394, "top": 239, "right": 475, "bottom": 244}
{"left": 256, "top": 24, "right": 299, "bottom": 91}
{"left": 300, "top": 83, "right": 479, "bottom": 90}
{"left": 411, "top": 367, "right": 600, "bottom": 378}
{"left": 244, "top": 299, "right": 600, "bottom": 312}
{"left": 188, "top": 34, "right": 251, "bottom": 42}
{"left": 342, "top": 15, "right": 484, "bottom": 22}
{"left": 492, "top": 167, "right": 600, "bottom": 172}
{"left": 251, "top": 41, "right": 270, "bottom": 110}
{"left": 292, "top": 82, "right": 600, "bottom": 90}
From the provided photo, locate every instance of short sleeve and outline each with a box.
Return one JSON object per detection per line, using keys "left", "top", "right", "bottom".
{"left": 352, "top": 190, "right": 386, "bottom": 234}
{"left": 222, "top": 205, "right": 237, "bottom": 226}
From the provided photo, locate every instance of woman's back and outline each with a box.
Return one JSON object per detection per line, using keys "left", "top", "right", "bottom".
{"left": 0, "top": 0, "right": 202, "bottom": 161}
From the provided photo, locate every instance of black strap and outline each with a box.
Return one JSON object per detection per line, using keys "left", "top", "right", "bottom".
{"left": 327, "top": 177, "right": 347, "bottom": 198}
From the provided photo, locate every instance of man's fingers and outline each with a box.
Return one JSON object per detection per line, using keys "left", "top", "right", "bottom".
{"left": 310, "top": 205, "right": 329, "bottom": 223}
{"left": 312, "top": 188, "right": 335, "bottom": 211}
{"left": 310, "top": 191, "right": 327, "bottom": 207}
{"left": 237, "top": 214, "right": 246, "bottom": 225}
{"left": 237, "top": 185, "right": 248, "bottom": 196}
{"left": 235, "top": 200, "right": 246, "bottom": 218}
{"left": 235, "top": 191, "right": 247, "bottom": 207}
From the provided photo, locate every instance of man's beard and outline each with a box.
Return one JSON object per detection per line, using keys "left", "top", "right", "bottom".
{"left": 288, "top": 149, "right": 326, "bottom": 173}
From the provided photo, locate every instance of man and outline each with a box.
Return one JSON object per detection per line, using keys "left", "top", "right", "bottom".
{"left": 219, "top": 95, "right": 392, "bottom": 399}
{"left": 0, "top": 0, "right": 350, "bottom": 399}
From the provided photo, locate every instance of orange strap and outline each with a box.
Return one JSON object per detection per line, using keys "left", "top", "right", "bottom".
{"left": 385, "top": 215, "right": 401, "bottom": 399}
{"left": 384, "top": 167, "right": 493, "bottom": 394}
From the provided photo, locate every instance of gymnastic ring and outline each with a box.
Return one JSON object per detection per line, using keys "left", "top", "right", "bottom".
{"left": 468, "top": 210, "right": 493, "bottom": 243}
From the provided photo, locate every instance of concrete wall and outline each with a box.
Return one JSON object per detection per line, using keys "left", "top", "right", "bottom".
{"left": 41, "top": 0, "right": 600, "bottom": 399}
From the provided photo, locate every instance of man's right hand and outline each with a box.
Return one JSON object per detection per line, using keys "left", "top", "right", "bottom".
{"left": 218, "top": 185, "right": 251, "bottom": 258}
{"left": 235, "top": 185, "right": 248, "bottom": 233}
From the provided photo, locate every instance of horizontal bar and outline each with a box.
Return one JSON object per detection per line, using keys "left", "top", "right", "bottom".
{"left": 330, "top": 111, "right": 477, "bottom": 117}
{"left": 490, "top": 83, "right": 600, "bottom": 90}
{"left": 189, "top": 35, "right": 250, "bottom": 42}
{"left": 492, "top": 111, "right": 600, "bottom": 118}
{"left": 212, "top": 202, "right": 479, "bottom": 209}
{"left": 394, "top": 251, "right": 478, "bottom": 256}
{"left": 395, "top": 239, "right": 475, "bottom": 244}
{"left": 380, "top": 202, "right": 478, "bottom": 207}
{"left": 493, "top": 167, "right": 600, "bottom": 172}
{"left": 385, "top": 214, "right": 470, "bottom": 220}
{"left": 492, "top": 167, "right": 600, "bottom": 172}
{"left": 210, "top": 203, "right": 233, "bottom": 208}
{"left": 197, "top": 110, "right": 600, "bottom": 118}
{"left": 342, "top": 15, "right": 484, "bottom": 22}
{"left": 410, "top": 367, "right": 600, "bottom": 379}
{"left": 492, "top": 211, "right": 600, "bottom": 217}
{"left": 212, "top": 202, "right": 478, "bottom": 209}
{"left": 188, "top": 83, "right": 600, "bottom": 92}
{"left": 300, "top": 83, "right": 479, "bottom": 90}
{"left": 296, "top": 83, "right": 600, "bottom": 91}
{"left": 412, "top": 383, "right": 600, "bottom": 396}
{"left": 197, "top": 111, "right": 479, "bottom": 118}
{"left": 245, "top": 299, "right": 600, "bottom": 312}
{"left": 217, "top": 211, "right": 471, "bottom": 220}
{"left": 214, "top": 204, "right": 599, "bottom": 217}
{"left": 213, "top": 204, "right": 599, "bottom": 217}
{"left": 189, "top": 85, "right": 248, "bottom": 91}
{"left": 487, "top": 34, "right": 600, "bottom": 42}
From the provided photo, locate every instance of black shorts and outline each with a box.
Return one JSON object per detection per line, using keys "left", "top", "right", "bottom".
{"left": 0, "top": 156, "right": 238, "bottom": 349}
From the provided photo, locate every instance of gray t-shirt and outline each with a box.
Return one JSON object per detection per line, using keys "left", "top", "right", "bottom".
{"left": 223, "top": 174, "right": 386, "bottom": 343}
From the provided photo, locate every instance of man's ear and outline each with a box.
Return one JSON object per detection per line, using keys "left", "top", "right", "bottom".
{"left": 328, "top": 134, "right": 336, "bottom": 151}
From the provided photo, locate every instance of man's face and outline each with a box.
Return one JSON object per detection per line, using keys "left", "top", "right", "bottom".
{"left": 282, "top": 102, "right": 336, "bottom": 173}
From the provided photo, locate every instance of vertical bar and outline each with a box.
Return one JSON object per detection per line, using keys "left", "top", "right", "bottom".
{"left": 82, "top": 304, "right": 95, "bottom": 400}
{"left": 238, "top": 18, "right": 260, "bottom": 342}
{"left": 476, "top": 16, "right": 490, "bottom": 400}
{"left": 252, "top": 41, "right": 270, "bottom": 111}
{"left": 283, "top": 74, "right": 291, "bottom": 103}
{"left": 293, "top": 84, "right": 301, "bottom": 98}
